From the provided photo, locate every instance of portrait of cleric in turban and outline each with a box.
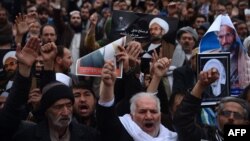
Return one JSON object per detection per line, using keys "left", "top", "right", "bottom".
{"left": 198, "top": 53, "right": 230, "bottom": 103}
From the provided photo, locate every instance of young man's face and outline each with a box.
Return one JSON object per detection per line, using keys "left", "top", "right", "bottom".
{"left": 41, "top": 25, "right": 57, "bottom": 44}
{"left": 73, "top": 88, "right": 96, "bottom": 117}
{"left": 217, "top": 25, "right": 236, "bottom": 52}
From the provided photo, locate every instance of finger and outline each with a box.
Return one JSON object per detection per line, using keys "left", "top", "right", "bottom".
{"left": 159, "top": 47, "right": 163, "bottom": 58}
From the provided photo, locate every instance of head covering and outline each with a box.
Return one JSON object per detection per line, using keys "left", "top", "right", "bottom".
{"left": 177, "top": 26, "right": 198, "bottom": 42}
{"left": 38, "top": 81, "right": 75, "bottom": 114}
{"left": 203, "top": 59, "right": 226, "bottom": 96}
{"left": 149, "top": 17, "right": 169, "bottom": 34}
{"left": 70, "top": 10, "right": 80, "bottom": 16}
{"left": 2, "top": 51, "right": 16, "bottom": 64}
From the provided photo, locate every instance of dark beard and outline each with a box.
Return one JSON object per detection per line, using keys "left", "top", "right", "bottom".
{"left": 71, "top": 24, "right": 82, "bottom": 33}
{"left": 150, "top": 35, "right": 162, "bottom": 42}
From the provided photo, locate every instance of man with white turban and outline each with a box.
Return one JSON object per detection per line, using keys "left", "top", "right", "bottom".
{"left": 140, "top": 17, "right": 174, "bottom": 73}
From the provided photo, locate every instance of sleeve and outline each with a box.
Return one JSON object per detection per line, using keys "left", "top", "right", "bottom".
{"left": 173, "top": 93, "right": 207, "bottom": 141}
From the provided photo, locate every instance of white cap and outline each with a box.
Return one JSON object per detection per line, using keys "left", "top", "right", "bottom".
{"left": 245, "top": 9, "right": 250, "bottom": 15}
{"left": 2, "top": 51, "right": 17, "bottom": 65}
{"left": 149, "top": 17, "right": 169, "bottom": 34}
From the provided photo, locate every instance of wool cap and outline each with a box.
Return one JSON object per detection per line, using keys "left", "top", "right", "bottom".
{"left": 149, "top": 17, "right": 169, "bottom": 34}
{"left": 39, "top": 81, "right": 75, "bottom": 114}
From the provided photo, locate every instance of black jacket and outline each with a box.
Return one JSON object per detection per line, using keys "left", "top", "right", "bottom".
{"left": 0, "top": 71, "right": 100, "bottom": 141}
{"left": 173, "top": 94, "right": 223, "bottom": 141}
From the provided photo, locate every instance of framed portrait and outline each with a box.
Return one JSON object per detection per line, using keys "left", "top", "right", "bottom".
{"left": 197, "top": 53, "right": 230, "bottom": 105}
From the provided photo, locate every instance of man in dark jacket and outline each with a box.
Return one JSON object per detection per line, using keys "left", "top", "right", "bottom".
{"left": 173, "top": 68, "right": 250, "bottom": 141}
{"left": 0, "top": 37, "right": 99, "bottom": 141}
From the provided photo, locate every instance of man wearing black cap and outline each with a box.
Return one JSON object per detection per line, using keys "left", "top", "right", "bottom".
{"left": 0, "top": 37, "right": 99, "bottom": 141}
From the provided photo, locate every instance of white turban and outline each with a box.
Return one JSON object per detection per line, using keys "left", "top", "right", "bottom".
{"left": 149, "top": 17, "right": 169, "bottom": 34}
{"left": 2, "top": 51, "right": 17, "bottom": 65}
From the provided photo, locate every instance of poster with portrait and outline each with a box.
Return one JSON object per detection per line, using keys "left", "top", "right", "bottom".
{"left": 76, "top": 36, "right": 131, "bottom": 78}
{"left": 110, "top": 10, "right": 178, "bottom": 45}
{"left": 197, "top": 53, "right": 230, "bottom": 105}
{"left": 199, "top": 14, "right": 250, "bottom": 96}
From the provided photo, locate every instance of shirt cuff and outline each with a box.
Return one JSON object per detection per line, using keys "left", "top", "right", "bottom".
{"left": 98, "top": 98, "right": 115, "bottom": 107}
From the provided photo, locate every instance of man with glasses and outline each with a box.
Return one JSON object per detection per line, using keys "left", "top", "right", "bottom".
{"left": 173, "top": 68, "right": 250, "bottom": 141}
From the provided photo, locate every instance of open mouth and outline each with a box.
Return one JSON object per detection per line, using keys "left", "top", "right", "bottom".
{"left": 144, "top": 122, "right": 154, "bottom": 128}
{"left": 79, "top": 105, "right": 89, "bottom": 113}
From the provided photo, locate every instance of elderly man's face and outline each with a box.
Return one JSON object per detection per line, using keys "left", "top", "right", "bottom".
{"left": 4, "top": 58, "right": 17, "bottom": 73}
{"left": 131, "top": 96, "right": 161, "bottom": 137}
{"left": 217, "top": 25, "right": 236, "bottom": 52}
{"left": 46, "top": 98, "right": 73, "bottom": 128}
{"left": 149, "top": 23, "right": 163, "bottom": 41}
{"left": 217, "top": 102, "right": 249, "bottom": 132}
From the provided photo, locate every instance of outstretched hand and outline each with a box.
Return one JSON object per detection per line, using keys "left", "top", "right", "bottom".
{"left": 16, "top": 37, "right": 40, "bottom": 67}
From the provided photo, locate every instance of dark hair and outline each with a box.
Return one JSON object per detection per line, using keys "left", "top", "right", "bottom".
{"left": 37, "top": 4, "right": 49, "bottom": 15}
{"left": 72, "top": 81, "right": 96, "bottom": 98}
{"left": 40, "top": 24, "right": 57, "bottom": 36}
{"left": 56, "top": 45, "right": 66, "bottom": 58}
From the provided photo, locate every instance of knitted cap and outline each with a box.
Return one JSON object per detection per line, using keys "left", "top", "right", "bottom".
{"left": 39, "top": 81, "right": 75, "bottom": 114}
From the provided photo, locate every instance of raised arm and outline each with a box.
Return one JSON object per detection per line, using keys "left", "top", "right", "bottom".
{"left": 0, "top": 37, "right": 40, "bottom": 138}
{"left": 99, "top": 61, "right": 117, "bottom": 103}
{"left": 84, "top": 13, "right": 100, "bottom": 52}
{"left": 173, "top": 68, "right": 219, "bottom": 141}
{"left": 147, "top": 57, "right": 171, "bottom": 93}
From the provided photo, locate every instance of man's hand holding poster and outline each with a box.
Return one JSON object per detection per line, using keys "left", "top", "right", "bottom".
{"left": 76, "top": 36, "right": 130, "bottom": 78}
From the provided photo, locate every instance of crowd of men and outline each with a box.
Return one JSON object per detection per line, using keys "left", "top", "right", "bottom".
{"left": 0, "top": 0, "right": 250, "bottom": 141}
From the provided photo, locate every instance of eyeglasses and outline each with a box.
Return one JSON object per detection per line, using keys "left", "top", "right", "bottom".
{"left": 219, "top": 110, "right": 245, "bottom": 120}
